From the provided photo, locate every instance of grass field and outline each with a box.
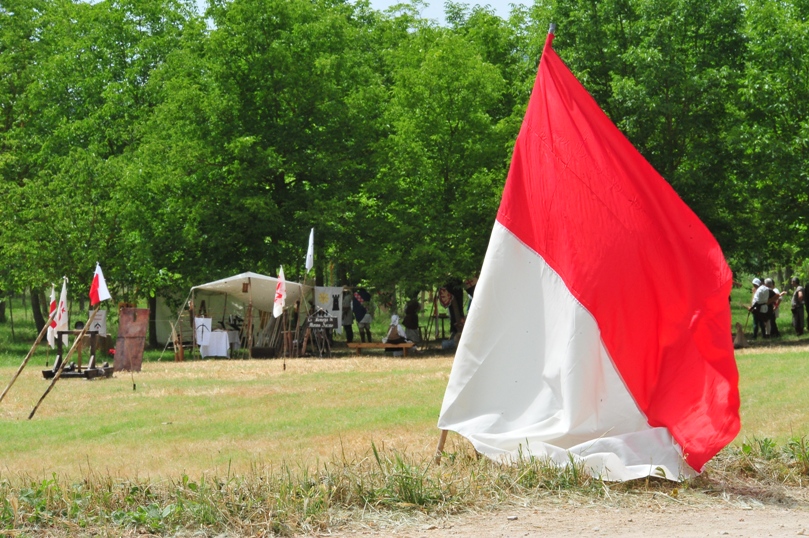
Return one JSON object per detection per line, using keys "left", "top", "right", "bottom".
{"left": 1, "top": 292, "right": 808, "bottom": 535}
{"left": 1, "top": 338, "right": 808, "bottom": 480}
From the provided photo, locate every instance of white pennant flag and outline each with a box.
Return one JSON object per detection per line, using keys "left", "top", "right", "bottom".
{"left": 305, "top": 228, "right": 314, "bottom": 273}
{"left": 273, "top": 266, "right": 286, "bottom": 318}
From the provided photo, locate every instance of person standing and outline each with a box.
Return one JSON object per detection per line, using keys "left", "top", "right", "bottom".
{"left": 341, "top": 287, "right": 354, "bottom": 343}
{"left": 402, "top": 293, "right": 422, "bottom": 344}
{"left": 353, "top": 288, "right": 373, "bottom": 343}
{"left": 749, "top": 278, "right": 769, "bottom": 338}
{"left": 791, "top": 277, "right": 805, "bottom": 336}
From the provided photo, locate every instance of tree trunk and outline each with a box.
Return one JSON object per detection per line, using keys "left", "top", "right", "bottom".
{"left": 0, "top": 293, "right": 6, "bottom": 323}
{"left": 148, "top": 295, "right": 158, "bottom": 349}
{"left": 31, "top": 288, "right": 46, "bottom": 333}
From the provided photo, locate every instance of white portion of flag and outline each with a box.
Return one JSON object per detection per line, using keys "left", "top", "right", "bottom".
{"left": 305, "top": 228, "right": 314, "bottom": 273}
{"left": 54, "top": 278, "right": 69, "bottom": 347}
{"left": 89, "top": 262, "right": 111, "bottom": 305}
{"left": 273, "top": 266, "right": 287, "bottom": 318}
{"left": 47, "top": 284, "right": 57, "bottom": 348}
{"left": 438, "top": 222, "right": 692, "bottom": 481}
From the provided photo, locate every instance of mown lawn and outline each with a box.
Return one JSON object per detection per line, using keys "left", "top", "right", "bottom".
{"left": 0, "top": 292, "right": 807, "bottom": 480}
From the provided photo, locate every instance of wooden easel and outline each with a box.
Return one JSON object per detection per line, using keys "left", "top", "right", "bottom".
{"left": 29, "top": 306, "right": 100, "bottom": 419}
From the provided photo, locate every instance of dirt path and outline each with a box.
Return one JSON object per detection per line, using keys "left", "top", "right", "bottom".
{"left": 319, "top": 505, "right": 808, "bottom": 538}
{"left": 316, "top": 488, "right": 809, "bottom": 538}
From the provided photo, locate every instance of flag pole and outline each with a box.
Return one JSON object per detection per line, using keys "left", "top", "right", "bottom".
{"left": 0, "top": 309, "right": 57, "bottom": 404}
{"left": 434, "top": 429, "right": 449, "bottom": 464}
{"left": 28, "top": 305, "right": 101, "bottom": 420}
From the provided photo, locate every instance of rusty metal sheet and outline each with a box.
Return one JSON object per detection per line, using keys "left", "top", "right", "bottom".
{"left": 114, "top": 308, "right": 149, "bottom": 372}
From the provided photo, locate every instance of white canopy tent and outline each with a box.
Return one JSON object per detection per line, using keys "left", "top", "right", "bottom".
{"left": 188, "top": 271, "right": 311, "bottom": 358}
{"left": 191, "top": 271, "right": 308, "bottom": 312}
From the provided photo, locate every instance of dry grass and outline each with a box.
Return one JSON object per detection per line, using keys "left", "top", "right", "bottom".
{"left": 0, "top": 356, "right": 453, "bottom": 479}
{"left": 2, "top": 342, "right": 809, "bottom": 535}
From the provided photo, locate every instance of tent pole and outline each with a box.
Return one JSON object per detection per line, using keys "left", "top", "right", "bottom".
{"left": 157, "top": 291, "right": 191, "bottom": 362}
{"left": 434, "top": 429, "right": 448, "bottom": 464}
{"left": 0, "top": 309, "right": 57, "bottom": 404}
{"left": 190, "top": 291, "right": 198, "bottom": 359}
{"left": 282, "top": 310, "right": 288, "bottom": 361}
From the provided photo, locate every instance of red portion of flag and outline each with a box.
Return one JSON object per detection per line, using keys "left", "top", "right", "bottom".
{"left": 496, "top": 33, "right": 739, "bottom": 471}
{"left": 49, "top": 297, "right": 57, "bottom": 328}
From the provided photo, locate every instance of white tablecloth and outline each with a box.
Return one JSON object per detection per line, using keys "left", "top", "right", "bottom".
{"left": 227, "top": 330, "right": 240, "bottom": 350}
{"left": 200, "top": 330, "right": 230, "bottom": 358}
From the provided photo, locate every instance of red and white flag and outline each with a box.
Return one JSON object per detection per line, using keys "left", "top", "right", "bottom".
{"left": 54, "top": 278, "right": 69, "bottom": 346}
{"left": 47, "top": 284, "right": 57, "bottom": 348}
{"left": 89, "top": 262, "right": 111, "bottom": 306}
{"left": 438, "top": 30, "right": 739, "bottom": 481}
{"left": 273, "top": 266, "right": 286, "bottom": 318}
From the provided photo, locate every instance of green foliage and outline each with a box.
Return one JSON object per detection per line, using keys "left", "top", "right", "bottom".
{"left": 3, "top": 0, "right": 809, "bottom": 299}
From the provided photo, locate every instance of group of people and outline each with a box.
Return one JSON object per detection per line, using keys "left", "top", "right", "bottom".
{"left": 338, "top": 279, "right": 478, "bottom": 351}
{"left": 341, "top": 287, "right": 373, "bottom": 343}
{"left": 339, "top": 286, "right": 423, "bottom": 353}
{"left": 748, "top": 276, "right": 807, "bottom": 338}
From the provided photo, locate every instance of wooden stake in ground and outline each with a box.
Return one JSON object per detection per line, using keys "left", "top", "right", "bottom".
{"left": 434, "top": 429, "right": 448, "bottom": 464}
{"left": 28, "top": 306, "right": 100, "bottom": 420}
{"left": 0, "top": 310, "right": 57, "bottom": 404}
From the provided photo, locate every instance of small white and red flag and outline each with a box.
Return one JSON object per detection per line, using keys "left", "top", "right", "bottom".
{"left": 273, "top": 266, "right": 286, "bottom": 318}
{"left": 47, "top": 283, "right": 57, "bottom": 348}
{"left": 54, "top": 277, "right": 69, "bottom": 346}
{"left": 89, "top": 262, "right": 111, "bottom": 306}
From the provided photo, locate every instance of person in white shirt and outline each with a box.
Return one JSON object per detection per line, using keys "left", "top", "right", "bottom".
{"left": 749, "top": 278, "right": 770, "bottom": 338}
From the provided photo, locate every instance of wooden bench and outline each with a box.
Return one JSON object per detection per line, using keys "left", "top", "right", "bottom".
{"left": 347, "top": 342, "right": 415, "bottom": 357}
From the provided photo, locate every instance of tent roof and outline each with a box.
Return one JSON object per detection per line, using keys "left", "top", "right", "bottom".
{"left": 191, "top": 271, "right": 309, "bottom": 312}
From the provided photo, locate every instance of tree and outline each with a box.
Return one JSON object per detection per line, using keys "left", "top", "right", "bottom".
{"left": 359, "top": 25, "right": 508, "bottom": 289}
{"left": 735, "top": 0, "right": 809, "bottom": 270}
{"left": 551, "top": 0, "right": 748, "bottom": 259}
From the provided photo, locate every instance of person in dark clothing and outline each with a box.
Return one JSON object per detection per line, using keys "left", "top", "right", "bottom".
{"left": 352, "top": 288, "right": 373, "bottom": 343}
{"left": 791, "top": 277, "right": 805, "bottom": 336}
{"left": 402, "top": 293, "right": 422, "bottom": 344}
{"left": 440, "top": 279, "right": 466, "bottom": 340}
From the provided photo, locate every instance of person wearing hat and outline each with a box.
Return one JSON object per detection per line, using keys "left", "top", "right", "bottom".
{"left": 790, "top": 277, "right": 804, "bottom": 336}
{"left": 749, "top": 277, "right": 770, "bottom": 338}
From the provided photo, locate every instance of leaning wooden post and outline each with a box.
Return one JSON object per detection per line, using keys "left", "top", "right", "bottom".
{"left": 434, "top": 429, "right": 449, "bottom": 464}
{"left": 0, "top": 309, "right": 57, "bottom": 404}
{"left": 28, "top": 306, "right": 100, "bottom": 420}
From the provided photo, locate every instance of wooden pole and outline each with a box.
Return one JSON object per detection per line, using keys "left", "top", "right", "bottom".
{"left": 434, "top": 291, "right": 440, "bottom": 340}
{"left": 434, "top": 429, "right": 449, "bottom": 464}
{"left": 28, "top": 306, "right": 100, "bottom": 420}
{"left": 0, "top": 309, "right": 57, "bottom": 404}
{"left": 246, "top": 277, "right": 253, "bottom": 359}
{"left": 282, "top": 310, "right": 287, "bottom": 370}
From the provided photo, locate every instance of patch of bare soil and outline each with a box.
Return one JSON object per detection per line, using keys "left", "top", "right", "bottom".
{"left": 313, "top": 484, "right": 809, "bottom": 538}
